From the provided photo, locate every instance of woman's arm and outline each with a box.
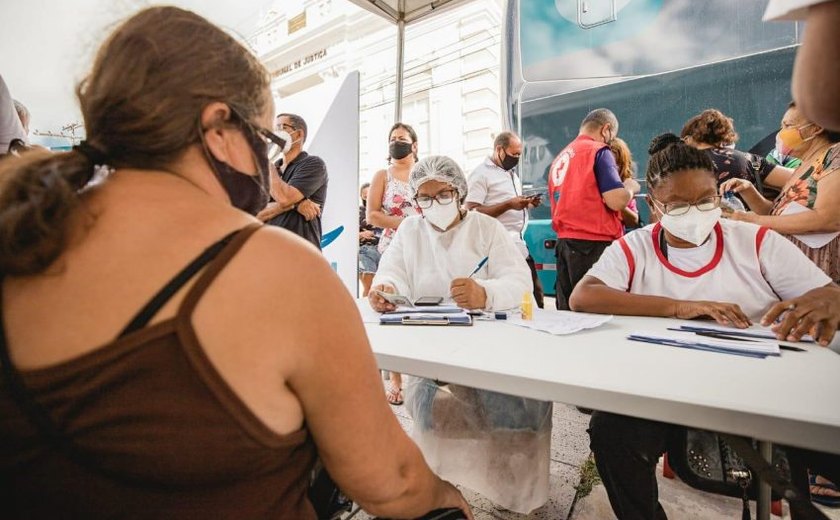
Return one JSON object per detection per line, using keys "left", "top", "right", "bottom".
{"left": 366, "top": 169, "right": 406, "bottom": 230}
{"left": 471, "top": 220, "right": 533, "bottom": 310}
{"left": 719, "top": 178, "right": 774, "bottom": 215}
{"left": 570, "top": 276, "right": 752, "bottom": 327}
{"left": 246, "top": 232, "right": 469, "bottom": 518}
{"left": 737, "top": 169, "right": 840, "bottom": 234}
{"left": 620, "top": 207, "right": 640, "bottom": 228}
{"left": 371, "top": 222, "right": 412, "bottom": 296}
{"left": 763, "top": 165, "right": 794, "bottom": 189}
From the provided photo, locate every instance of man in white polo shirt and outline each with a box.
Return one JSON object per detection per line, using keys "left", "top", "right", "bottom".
{"left": 466, "top": 131, "right": 544, "bottom": 307}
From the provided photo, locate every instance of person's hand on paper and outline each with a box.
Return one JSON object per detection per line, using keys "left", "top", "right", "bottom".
{"left": 761, "top": 285, "right": 840, "bottom": 346}
{"left": 674, "top": 300, "right": 752, "bottom": 329}
{"left": 450, "top": 278, "right": 487, "bottom": 310}
{"left": 369, "top": 283, "right": 397, "bottom": 313}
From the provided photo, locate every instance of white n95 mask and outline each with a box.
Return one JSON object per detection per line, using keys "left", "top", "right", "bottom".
{"left": 659, "top": 207, "right": 721, "bottom": 246}
{"left": 423, "top": 200, "right": 460, "bottom": 231}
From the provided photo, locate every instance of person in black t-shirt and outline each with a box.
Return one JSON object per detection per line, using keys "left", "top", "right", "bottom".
{"left": 681, "top": 109, "right": 793, "bottom": 199}
{"left": 257, "top": 113, "right": 328, "bottom": 249}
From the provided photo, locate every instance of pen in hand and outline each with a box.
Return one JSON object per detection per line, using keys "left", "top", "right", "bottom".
{"left": 468, "top": 256, "right": 489, "bottom": 278}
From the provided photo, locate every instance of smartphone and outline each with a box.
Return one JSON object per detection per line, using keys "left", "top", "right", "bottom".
{"left": 414, "top": 296, "right": 444, "bottom": 306}
{"left": 372, "top": 290, "right": 414, "bottom": 307}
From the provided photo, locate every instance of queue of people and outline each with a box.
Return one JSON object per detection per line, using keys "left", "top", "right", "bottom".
{"left": 2, "top": 1, "right": 840, "bottom": 519}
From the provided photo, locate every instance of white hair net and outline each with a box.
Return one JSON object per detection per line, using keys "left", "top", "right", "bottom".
{"left": 409, "top": 155, "right": 468, "bottom": 202}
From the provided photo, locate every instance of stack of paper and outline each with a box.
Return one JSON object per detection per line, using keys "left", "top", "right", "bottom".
{"left": 629, "top": 331, "right": 780, "bottom": 358}
{"left": 675, "top": 323, "right": 814, "bottom": 343}
{"left": 506, "top": 309, "right": 613, "bottom": 335}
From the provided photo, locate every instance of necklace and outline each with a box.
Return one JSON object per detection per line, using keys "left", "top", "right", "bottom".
{"left": 799, "top": 142, "right": 830, "bottom": 170}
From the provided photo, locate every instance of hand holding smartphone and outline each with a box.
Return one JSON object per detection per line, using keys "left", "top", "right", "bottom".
{"left": 371, "top": 290, "right": 415, "bottom": 308}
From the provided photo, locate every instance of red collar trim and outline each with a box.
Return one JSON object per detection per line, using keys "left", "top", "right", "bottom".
{"left": 652, "top": 222, "right": 724, "bottom": 278}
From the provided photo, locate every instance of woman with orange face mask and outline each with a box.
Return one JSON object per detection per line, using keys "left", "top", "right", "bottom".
{"left": 720, "top": 102, "right": 840, "bottom": 282}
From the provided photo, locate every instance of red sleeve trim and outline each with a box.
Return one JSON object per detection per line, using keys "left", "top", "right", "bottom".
{"left": 755, "top": 226, "right": 770, "bottom": 265}
{"left": 618, "top": 237, "right": 635, "bottom": 292}
{"left": 755, "top": 226, "right": 770, "bottom": 256}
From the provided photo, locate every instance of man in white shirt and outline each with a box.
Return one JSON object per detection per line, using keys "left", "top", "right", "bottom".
{"left": 466, "top": 131, "right": 544, "bottom": 307}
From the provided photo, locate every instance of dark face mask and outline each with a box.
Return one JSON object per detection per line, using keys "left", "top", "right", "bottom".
{"left": 202, "top": 123, "right": 270, "bottom": 216}
{"left": 499, "top": 149, "right": 519, "bottom": 171}
{"left": 389, "top": 141, "right": 413, "bottom": 160}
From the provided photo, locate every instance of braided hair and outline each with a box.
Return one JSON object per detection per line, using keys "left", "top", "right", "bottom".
{"left": 646, "top": 133, "right": 715, "bottom": 190}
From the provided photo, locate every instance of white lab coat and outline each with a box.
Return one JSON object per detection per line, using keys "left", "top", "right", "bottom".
{"left": 373, "top": 211, "right": 550, "bottom": 514}
{"left": 372, "top": 210, "right": 532, "bottom": 309}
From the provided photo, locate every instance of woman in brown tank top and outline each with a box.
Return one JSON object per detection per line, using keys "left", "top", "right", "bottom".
{"left": 0, "top": 7, "right": 470, "bottom": 519}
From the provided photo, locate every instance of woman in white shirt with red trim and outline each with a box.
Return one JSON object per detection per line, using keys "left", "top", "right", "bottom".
{"left": 569, "top": 137, "right": 839, "bottom": 520}
{"left": 570, "top": 137, "right": 833, "bottom": 331}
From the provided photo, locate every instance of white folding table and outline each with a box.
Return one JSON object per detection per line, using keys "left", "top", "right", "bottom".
{"left": 360, "top": 302, "right": 840, "bottom": 519}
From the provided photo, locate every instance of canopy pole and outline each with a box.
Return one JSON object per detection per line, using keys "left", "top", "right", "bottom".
{"left": 394, "top": 0, "right": 406, "bottom": 123}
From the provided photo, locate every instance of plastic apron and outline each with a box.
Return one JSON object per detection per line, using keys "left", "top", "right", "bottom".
{"left": 404, "top": 375, "right": 552, "bottom": 513}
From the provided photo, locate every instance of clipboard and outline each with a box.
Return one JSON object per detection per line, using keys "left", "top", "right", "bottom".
{"left": 380, "top": 313, "right": 473, "bottom": 326}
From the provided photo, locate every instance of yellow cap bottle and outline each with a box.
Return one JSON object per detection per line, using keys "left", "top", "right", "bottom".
{"left": 521, "top": 292, "right": 533, "bottom": 321}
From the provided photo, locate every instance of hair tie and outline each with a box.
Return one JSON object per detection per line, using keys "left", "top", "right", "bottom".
{"left": 72, "top": 140, "right": 108, "bottom": 166}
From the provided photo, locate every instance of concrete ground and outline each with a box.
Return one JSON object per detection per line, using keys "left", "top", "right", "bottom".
{"left": 351, "top": 399, "right": 840, "bottom": 520}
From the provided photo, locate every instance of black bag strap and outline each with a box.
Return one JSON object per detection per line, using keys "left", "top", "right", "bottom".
{"left": 719, "top": 434, "right": 829, "bottom": 520}
{"left": 0, "top": 226, "right": 251, "bottom": 488}
{"left": 749, "top": 154, "right": 765, "bottom": 198}
{"left": 118, "top": 227, "right": 242, "bottom": 337}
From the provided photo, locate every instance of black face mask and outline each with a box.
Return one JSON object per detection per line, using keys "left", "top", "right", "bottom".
{"left": 202, "top": 123, "right": 270, "bottom": 216}
{"left": 499, "top": 150, "right": 519, "bottom": 171}
{"left": 389, "top": 141, "right": 413, "bottom": 160}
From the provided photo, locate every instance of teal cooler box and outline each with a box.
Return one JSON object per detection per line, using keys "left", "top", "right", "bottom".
{"left": 523, "top": 220, "right": 557, "bottom": 297}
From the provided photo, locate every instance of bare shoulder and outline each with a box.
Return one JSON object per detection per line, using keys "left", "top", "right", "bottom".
{"left": 193, "top": 224, "right": 363, "bottom": 369}
{"left": 371, "top": 168, "right": 388, "bottom": 185}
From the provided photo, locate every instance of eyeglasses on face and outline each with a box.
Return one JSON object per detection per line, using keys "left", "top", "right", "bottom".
{"left": 652, "top": 195, "right": 721, "bottom": 216}
{"left": 414, "top": 189, "right": 457, "bottom": 209}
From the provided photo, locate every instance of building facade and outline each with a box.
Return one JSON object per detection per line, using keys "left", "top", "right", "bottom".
{"left": 248, "top": 0, "right": 503, "bottom": 185}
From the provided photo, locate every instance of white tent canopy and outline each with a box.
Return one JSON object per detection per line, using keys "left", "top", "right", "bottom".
{"left": 346, "top": 0, "right": 473, "bottom": 24}
{"left": 345, "top": 0, "right": 474, "bottom": 121}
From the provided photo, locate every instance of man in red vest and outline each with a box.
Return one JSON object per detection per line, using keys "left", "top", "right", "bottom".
{"left": 548, "top": 108, "right": 640, "bottom": 310}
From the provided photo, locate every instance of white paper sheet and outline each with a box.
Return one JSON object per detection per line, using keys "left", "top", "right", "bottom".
{"left": 779, "top": 201, "right": 840, "bottom": 249}
{"left": 505, "top": 309, "right": 613, "bottom": 335}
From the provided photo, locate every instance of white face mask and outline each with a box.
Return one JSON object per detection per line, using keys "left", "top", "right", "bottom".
{"left": 659, "top": 206, "right": 721, "bottom": 246}
{"left": 275, "top": 130, "right": 294, "bottom": 154}
{"left": 422, "top": 200, "right": 460, "bottom": 231}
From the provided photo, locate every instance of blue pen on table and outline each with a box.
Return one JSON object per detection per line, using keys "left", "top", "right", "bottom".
{"left": 468, "top": 256, "right": 489, "bottom": 278}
